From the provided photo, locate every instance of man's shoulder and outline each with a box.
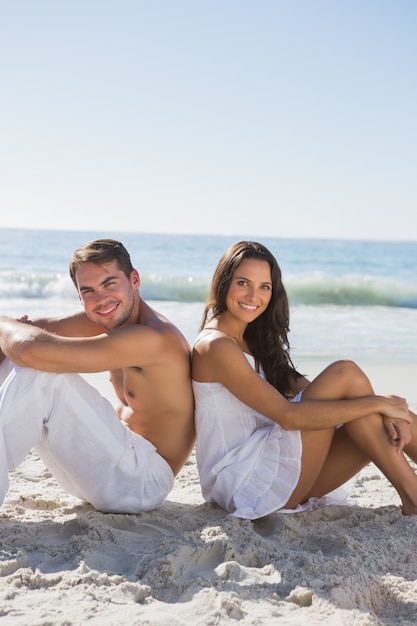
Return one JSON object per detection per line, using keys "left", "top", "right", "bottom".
{"left": 113, "top": 319, "right": 190, "bottom": 356}
{"left": 139, "top": 305, "right": 189, "bottom": 344}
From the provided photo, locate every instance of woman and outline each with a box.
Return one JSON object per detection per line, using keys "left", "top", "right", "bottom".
{"left": 192, "top": 241, "right": 417, "bottom": 519}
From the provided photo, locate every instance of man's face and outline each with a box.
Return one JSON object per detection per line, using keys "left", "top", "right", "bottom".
{"left": 75, "top": 260, "right": 140, "bottom": 330}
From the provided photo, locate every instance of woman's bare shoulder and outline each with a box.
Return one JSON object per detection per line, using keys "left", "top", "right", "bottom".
{"left": 192, "top": 328, "right": 251, "bottom": 383}
{"left": 194, "top": 328, "right": 239, "bottom": 354}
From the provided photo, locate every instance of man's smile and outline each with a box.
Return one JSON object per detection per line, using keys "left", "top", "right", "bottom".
{"left": 95, "top": 302, "right": 119, "bottom": 316}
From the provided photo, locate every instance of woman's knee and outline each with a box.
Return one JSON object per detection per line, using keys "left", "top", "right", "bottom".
{"left": 324, "top": 359, "right": 372, "bottom": 394}
{"left": 304, "top": 359, "right": 371, "bottom": 400}
{"left": 328, "top": 359, "right": 360, "bottom": 376}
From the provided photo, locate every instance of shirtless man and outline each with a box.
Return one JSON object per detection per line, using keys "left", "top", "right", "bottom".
{"left": 0, "top": 239, "right": 195, "bottom": 513}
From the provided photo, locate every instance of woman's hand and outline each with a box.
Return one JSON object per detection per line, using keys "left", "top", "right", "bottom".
{"left": 383, "top": 416, "right": 412, "bottom": 453}
{"left": 380, "top": 395, "right": 412, "bottom": 453}
{"left": 382, "top": 395, "right": 411, "bottom": 423}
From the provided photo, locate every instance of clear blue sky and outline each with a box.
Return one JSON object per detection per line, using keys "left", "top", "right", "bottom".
{"left": 1, "top": 1, "right": 416, "bottom": 240}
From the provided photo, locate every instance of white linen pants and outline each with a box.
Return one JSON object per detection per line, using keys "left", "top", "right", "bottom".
{"left": 0, "top": 359, "right": 174, "bottom": 513}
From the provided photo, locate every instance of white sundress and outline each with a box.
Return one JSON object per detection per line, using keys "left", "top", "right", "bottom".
{"left": 193, "top": 353, "right": 354, "bottom": 519}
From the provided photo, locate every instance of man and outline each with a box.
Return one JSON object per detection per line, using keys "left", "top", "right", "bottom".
{"left": 0, "top": 239, "right": 195, "bottom": 513}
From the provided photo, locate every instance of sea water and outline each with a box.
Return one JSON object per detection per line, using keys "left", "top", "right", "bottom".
{"left": 0, "top": 228, "right": 416, "bottom": 367}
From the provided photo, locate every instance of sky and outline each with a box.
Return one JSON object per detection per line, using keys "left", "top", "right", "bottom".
{"left": 1, "top": 1, "right": 416, "bottom": 241}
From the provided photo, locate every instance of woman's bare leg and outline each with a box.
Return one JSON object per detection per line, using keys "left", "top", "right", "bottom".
{"left": 284, "top": 426, "right": 369, "bottom": 508}
{"left": 284, "top": 360, "right": 417, "bottom": 514}
{"left": 401, "top": 411, "right": 417, "bottom": 463}
{"left": 308, "top": 415, "right": 417, "bottom": 515}
{"left": 301, "top": 359, "right": 375, "bottom": 401}
{"left": 344, "top": 412, "right": 417, "bottom": 514}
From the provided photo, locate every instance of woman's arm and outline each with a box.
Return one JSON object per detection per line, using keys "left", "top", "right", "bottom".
{"left": 192, "top": 335, "right": 411, "bottom": 430}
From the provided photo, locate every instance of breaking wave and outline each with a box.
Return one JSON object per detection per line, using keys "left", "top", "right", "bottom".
{"left": 0, "top": 270, "right": 416, "bottom": 308}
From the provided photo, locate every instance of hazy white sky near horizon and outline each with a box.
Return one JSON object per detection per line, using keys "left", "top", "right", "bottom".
{"left": 1, "top": 1, "right": 416, "bottom": 241}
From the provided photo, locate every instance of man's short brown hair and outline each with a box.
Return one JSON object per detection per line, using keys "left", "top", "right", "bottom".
{"left": 69, "top": 239, "right": 134, "bottom": 286}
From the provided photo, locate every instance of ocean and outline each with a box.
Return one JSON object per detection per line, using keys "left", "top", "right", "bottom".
{"left": 1, "top": 228, "right": 416, "bottom": 368}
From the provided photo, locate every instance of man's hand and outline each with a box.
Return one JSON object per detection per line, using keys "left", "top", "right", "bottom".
{"left": 17, "top": 315, "right": 32, "bottom": 324}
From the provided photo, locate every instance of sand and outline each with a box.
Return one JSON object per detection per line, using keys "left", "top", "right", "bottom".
{"left": 1, "top": 363, "right": 417, "bottom": 626}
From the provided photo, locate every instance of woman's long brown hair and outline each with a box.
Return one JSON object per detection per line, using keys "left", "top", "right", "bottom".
{"left": 200, "top": 241, "right": 302, "bottom": 397}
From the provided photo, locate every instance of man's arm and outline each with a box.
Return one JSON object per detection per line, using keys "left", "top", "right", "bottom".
{"left": 0, "top": 310, "right": 103, "bottom": 366}
{"left": 29, "top": 310, "right": 104, "bottom": 337}
{"left": 0, "top": 315, "right": 165, "bottom": 374}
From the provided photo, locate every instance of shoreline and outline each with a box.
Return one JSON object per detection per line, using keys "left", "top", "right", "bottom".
{"left": 300, "top": 360, "right": 417, "bottom": 405}
{"left": 84, "top": 357, "right": 417, "bottom": 403}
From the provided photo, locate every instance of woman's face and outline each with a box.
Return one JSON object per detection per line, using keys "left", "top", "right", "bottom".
{"left": 225, "top": 258, "right": 272, "bottom": 324}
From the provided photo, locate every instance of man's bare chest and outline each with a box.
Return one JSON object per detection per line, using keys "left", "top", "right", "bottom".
{"left": 109, "top": 367, "right": 146, "bottom": 406}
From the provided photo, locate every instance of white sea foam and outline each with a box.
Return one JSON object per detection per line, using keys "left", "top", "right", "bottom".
{"left": 1, "top": 228, "right": 416, "bottom": 364}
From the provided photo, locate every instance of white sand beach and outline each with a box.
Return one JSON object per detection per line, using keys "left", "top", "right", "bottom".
{"left": 1, "top": 363, "right": 417, "bottom": 626}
